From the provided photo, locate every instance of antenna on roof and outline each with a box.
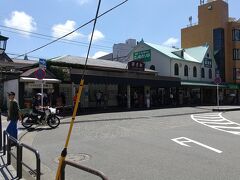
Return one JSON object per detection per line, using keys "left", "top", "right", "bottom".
{"left": 189, "top": 16, "right": 193, "bottom": 26}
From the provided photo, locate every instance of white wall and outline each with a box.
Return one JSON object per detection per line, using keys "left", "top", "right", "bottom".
{"left": 129, "top": 44, "right": 171, "bottom": 76}
{"left": 130, "top": 43, "right": 217, "bottom": 82}
{"left": 4, "top": 79, "right": 19, "bottom": 103}
{"left": 171, "top": 49, "right": 216, "bottom": 82}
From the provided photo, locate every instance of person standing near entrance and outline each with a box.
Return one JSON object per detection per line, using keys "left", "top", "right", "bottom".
{"left": 146, "top": 90, "right": 151, "bottom": 108}
{"left": 6, "top": 92, "right": 21, "bottom": 139}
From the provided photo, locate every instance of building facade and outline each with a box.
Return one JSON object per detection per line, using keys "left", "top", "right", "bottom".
{"left": 128, "top": 41, "right": 219, "bottom": 105}
{"left": 181, "top": 0, "right": 240, "bottom": 84}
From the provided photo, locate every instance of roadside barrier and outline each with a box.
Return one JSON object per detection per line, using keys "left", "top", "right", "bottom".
{"left": 60, "top": 159, "right": 108, "bottom": 180}
{"left": 3, "top": 130, "right": 41, "bottom": 180}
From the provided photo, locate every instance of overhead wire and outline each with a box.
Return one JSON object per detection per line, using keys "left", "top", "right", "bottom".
{"left": 14, "top": 0, "right": 129, "bottom": 59}
{"left": 0, "top": 25, "right": 112, "bottom": 50}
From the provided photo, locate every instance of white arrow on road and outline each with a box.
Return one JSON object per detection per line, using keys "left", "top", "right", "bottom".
{"left": 171, "top": 137, "right": 222, "bottom": 154}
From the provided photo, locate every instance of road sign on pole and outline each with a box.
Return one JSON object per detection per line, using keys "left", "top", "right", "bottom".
{"left": 39, "top": 58, "right": 46, "bottom": 69}
{"left": 214, "top": 76, "right": 222, "bottom": 85}
{"left": 34, "top": 68, "right": 46, "bottom": 80}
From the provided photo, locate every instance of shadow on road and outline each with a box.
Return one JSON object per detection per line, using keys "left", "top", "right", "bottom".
{"left": 60, "top": 109, "right": 213, "bottom": 125}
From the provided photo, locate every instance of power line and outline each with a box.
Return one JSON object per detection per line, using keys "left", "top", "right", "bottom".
{"left": 14, "top": 0, "right": 129, "bottom": 59}
{"left": 0, "top": 25, "right": 112, "bottom": 50}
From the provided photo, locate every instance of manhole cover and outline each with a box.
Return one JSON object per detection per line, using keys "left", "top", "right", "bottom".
{"left": 54, "top": 153, "right": 91, "bottom": 164}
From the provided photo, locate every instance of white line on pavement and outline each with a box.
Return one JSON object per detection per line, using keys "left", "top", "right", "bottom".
{"left": 171, "top": 137, "right": 222, "bottom": 154}
{"left": 191, "top": 113, "right": 240, "bottom": 135}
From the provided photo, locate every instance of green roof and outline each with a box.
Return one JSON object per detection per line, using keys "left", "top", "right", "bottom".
{"left": 144, "top": 42, "right": 208, "bottom": 64}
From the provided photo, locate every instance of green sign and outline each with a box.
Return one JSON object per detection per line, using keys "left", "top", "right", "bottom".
{"left": 133, "top": 50, "right": 151, "bottom": 62}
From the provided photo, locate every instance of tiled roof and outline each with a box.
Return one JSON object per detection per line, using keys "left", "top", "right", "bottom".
{"left": 12, "top": 59, "right": 37, "bottom": 64}
{"left": 50, "top": 55, "right": 128, "bottom": 69}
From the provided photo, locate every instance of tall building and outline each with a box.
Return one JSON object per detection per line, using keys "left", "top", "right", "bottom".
{"left": 181, "top": 0, "right": 240, "bottom": 84}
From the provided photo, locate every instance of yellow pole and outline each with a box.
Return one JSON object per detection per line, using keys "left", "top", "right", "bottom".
{"left": 55, "top": 79, "right": 84, "bottom": 180}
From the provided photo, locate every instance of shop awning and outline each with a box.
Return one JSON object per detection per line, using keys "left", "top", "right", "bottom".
{"left": 227, "top": 83, "right": 239, "bottom": 89}
{"left": 181, "top": 81, "right": 227, "bottom": 88}
{"left": 20, "top": 77, "right": 61, "bottom": 83}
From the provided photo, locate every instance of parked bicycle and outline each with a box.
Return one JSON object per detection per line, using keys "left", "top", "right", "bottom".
{"left": 22, "top": 107, "right": 60, "bottom": 129}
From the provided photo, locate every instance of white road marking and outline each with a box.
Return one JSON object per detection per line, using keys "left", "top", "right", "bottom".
{"left": 171, "top": 137, "right": 222, "bottom": 154}
{"left": 191, "top": 113, "right": 240, "bottom": 135}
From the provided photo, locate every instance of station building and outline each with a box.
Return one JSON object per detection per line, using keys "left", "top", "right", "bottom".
{"left": 127, "top": 40, "right": 220, "bottom": 105}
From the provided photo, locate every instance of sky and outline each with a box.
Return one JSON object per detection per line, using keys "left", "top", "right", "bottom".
{"left": 0, "top": 0, "right": 239, "bottom": 61}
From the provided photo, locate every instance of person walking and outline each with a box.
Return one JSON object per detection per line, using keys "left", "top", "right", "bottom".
{"left": 146, "top": 90, "right": 151, "bottom": 108}
{"left": 6, "top": 92, "right": 22, "bottom": 140}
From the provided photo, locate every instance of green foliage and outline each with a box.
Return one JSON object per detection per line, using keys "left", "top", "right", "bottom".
{"left": 49, "top": 66, "right": 70, "bottom": 82}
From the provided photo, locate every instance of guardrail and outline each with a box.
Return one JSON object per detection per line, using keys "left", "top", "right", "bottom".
{"left": 60, "top": 159, "right": 108, "bottom": 180}
{"left": 3, "top": 130, "right": 41, "bottom": 180}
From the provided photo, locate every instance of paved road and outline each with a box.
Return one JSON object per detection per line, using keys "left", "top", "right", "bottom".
{"left": 21, "top": 107, "right": 240, "bottom": 180}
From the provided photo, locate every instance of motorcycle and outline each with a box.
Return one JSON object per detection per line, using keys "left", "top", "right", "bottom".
{"left": 22, "top": 107, "right": 60, "bottom": 129}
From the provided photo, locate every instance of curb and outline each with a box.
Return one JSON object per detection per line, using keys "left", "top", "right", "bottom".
{"left": 212, "top": 108, "right": 240, "bottom": 112}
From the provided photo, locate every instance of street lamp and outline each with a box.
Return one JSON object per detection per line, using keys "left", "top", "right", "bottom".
{"left": 0, "top": 35, "right": 8, "bottom": 54}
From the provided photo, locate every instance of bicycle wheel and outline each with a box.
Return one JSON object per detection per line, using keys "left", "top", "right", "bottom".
{"left": 22, "top": 115, "right": 34, "bottom": 128}
{"left": 47, "top": 115, "right": 60, "bottom": 128}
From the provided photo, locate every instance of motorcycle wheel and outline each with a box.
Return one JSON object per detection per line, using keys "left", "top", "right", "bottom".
{"left": 22, "top": 115, "right": 34, "bottom": 128}
{"left": 47, "top": 115, "right": 60, "bottom": 128}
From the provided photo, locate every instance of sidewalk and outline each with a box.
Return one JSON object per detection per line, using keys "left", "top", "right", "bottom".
{"left": 0, "top": 115, "right": 19, "bottom": 180}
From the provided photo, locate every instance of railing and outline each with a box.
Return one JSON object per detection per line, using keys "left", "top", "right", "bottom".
{"left": 0, "top": 113, "right": 108, "bottom": 180}
{"left": 3, "top": 130, "right": 41, "bottom": 180}
{"left": 60, "top": 159, "right": 108, "bottom": 180}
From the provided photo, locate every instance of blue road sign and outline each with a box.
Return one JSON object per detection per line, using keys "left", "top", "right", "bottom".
{"left": 39, "top": 58, "right": 46, "bottom": 69}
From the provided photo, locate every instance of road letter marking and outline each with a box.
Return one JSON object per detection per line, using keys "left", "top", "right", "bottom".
{"left": 171, "top": 137, "right": 222, "bottom": 154}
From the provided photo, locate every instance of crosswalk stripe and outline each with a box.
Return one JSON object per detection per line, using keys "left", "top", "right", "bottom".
{"left": 191, "top": 113, "right": 240, "bottom": 135}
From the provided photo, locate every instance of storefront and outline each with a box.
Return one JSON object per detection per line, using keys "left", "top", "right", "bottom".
{"left": 48, "top": 56, "right": 181, "bottom": 109}
{"left": 19, "top": 68, "right": 61, "bottom": 108}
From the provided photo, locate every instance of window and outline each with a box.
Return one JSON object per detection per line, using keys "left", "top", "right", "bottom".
{"left": 233, "top": 68, "right": 240, "bottom": 80}
{"left": 209, "top": 69, "right": 212, "bottom": 79}
{"left": 193, "top": 66, "right": 197, "bottom": 77}
{"left": 201, "top": 68, "right": 205, "bottom": 78}
{"left": 233, "top": 49, "right": 240, "bottom": 60}
{"left": 232, "top": 29, "right": 240, "bottom": 41}
{"left": 174, "top": 63, "right": 179, "bottom": 76}
{"left": 150, "top": 65, "right": 155, "bottom": 70}
{"left": 184, "top": 65, "right": 188, "bottom": 76}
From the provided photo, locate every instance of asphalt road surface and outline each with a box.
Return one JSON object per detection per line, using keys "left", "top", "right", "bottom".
{"left": 23, "top": 107, "right": 240, "bottom": 180}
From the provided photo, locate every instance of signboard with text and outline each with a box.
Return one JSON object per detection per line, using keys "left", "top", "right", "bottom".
{"left": 128, "top": 61, "right": 145, "bottom": 71}
{"left": 133, "top": 50, "right": 151, "bottom": 62}
{"left": 204, "top": 58, "right": 212, "bottom": 68}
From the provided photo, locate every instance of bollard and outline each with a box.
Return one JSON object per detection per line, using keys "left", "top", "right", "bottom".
{"left": 17, "top": 145, "right": 23, "bottom": 178}
{"left": 7, "top": 137, "right": 11, "bottom": 165}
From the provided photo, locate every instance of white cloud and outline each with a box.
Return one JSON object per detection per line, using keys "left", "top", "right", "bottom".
{"left": 52, "top": 20, "right": 83, "bottom": 40}
{"left": 88, "top": 30, "right": 104, "bottom": 42}
{"left": 92, "top": 51, "right": 109, "bottom": 59}
{"left": 162, "top": 37, "right": 179, "bottom": 46}
{"left": 76, "top": 0, "right": 91, "bottom": 5}
{"left": 4, "top": 11, "right": 37, "bottom": 36}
